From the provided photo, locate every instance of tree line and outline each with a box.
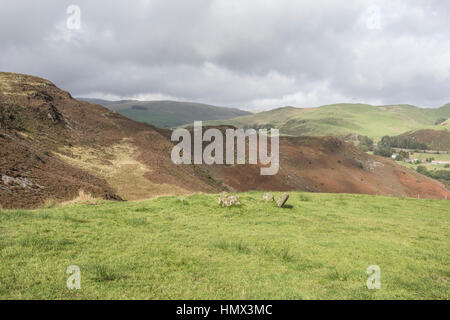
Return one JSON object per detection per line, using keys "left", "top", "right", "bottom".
{"left": 373, "top": 135, "right": 429, "bottom": 158}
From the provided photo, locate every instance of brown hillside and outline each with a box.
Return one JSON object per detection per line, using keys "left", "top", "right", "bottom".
{"left": 0, "top": 72, "right": 221, "bottom": 208}
{"left": 398, "top": 129, "right": 450, "bottom": 151}
{"left": 192, "top": 133, "right": 449, "bottom": 199}
{"left": 1, "top": 72, "right": 448, "bottom": 208}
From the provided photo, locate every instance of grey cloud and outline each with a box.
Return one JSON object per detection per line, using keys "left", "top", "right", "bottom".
{"left": 0, "top": 0, "right": 449, "bottom": 109}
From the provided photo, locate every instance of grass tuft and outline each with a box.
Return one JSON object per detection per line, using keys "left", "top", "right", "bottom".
{"left": 298, "top": 194, "right": 312, "bottom": 201}
{"left": 213, "top": 239, "right": 251, "bottom": 254}
{"left": 91, "top": 264, "right": 126, "bottom": 282}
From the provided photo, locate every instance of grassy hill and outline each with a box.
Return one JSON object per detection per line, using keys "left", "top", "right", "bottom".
{"left": 80, "top": 98, "right": 251, "bottom": 128}
{"left": 206, "top": 103, "right": 450, "bottom": 140}
{"left": 1, "top": 192, "right": 448, "bottom": 299}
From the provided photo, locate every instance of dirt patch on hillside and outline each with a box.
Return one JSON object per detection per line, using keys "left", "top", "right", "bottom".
{"left": 0, "top": 132, "right": 119, "bottom": 209}
{"left": 56, "top": 139, "right": 189, "bottom": 200}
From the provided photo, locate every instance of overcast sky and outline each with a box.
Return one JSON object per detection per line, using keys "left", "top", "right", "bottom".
{"left": 0, "top": 0, "right": 449, "bottom": 110}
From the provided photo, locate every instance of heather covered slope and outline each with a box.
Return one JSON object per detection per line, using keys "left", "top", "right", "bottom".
{"left": 81, "top": 98, "right": 251, "bottom": 128}
{"left": 196, "top": 135, "right": 449, "bottom": 199}
{"left": 0, "top": 72, "right": 222, "bottom": 208}
{"left": 1, "top": 72, "right": 448, "bottom": 209}
{"left": 206, "top": 103, "right": 450, "bottom": 139}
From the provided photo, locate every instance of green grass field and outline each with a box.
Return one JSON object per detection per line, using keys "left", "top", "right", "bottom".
{"left": 0, "top": 192, "right": 449, "bottom": 299}
{"left": 409, "top": 152, "right": 450, "bottom": 162}
{"left": 397, "top": 152, "right": 450, "bottom": 171}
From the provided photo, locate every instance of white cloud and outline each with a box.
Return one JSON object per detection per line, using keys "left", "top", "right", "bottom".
{"left": 365, "top": 5, "right": 382, "bottom": 30}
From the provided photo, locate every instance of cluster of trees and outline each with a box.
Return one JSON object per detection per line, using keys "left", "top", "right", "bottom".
{"left": 435, "top": 118, "right": 447, "bottom": 125}
{"left": 373, "top": 135, "right": 429, "bottom": 158}
{"left": 378, "top": 135, "right": 428, "bottom": 150}
{"left": 394, "top": 151, "right": 410, "bottom": 161}
{"left": 416, "top": 166, "right": 450, "bottom": 181}
{"left": 357, "top": 135, "right": 374, "bottom": 152}
{"left": 373, "top": 146, "right": 393, "bottom": 158}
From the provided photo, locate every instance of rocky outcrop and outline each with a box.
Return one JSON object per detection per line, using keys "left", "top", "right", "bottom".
{"left": 1, "top": 174, "right": 45, "bottom": 190}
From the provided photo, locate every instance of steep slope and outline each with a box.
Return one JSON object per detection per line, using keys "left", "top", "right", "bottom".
{"left": 80, "top": 98, "right": 251, "bottom": 128}
{"left": 206, "top": 103, "right": 450, "bottom": 139}
{"left": 0, "top": 73, "right": 222, "bottom": 208}
{"left": 1, "top": 72, "right": 448, "bottom": 208}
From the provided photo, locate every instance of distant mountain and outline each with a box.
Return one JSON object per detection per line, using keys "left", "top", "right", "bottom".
{"left": 78, "top": 98, "right": 251, "bottom": 128}
{"left": 205, "top": 103, "right": 450, "bottom": 140}
{"left": 77, "top": 97, "right": 114, "bottom": 106}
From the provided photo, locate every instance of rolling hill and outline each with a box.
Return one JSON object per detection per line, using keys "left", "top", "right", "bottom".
{"left": 205, "top": 103, "right": 450, "bottom": 140}
{"left": 1, "top": 72, "right": 448, "bottom": 209}
{"left": 79, "top": 98, "right": 251, "bottom": 128}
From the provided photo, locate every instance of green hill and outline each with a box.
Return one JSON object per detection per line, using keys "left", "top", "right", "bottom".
{"left": 79, "top": 98, "right": 251, "bottom": 128}
{"left": 1, "top": 192, "right": 448, "bottom": 299}
{"left": 432, "top": 103, "right": 450, "bottom": 119}
{"left": 206, "top": 103, "right": 450, "bottom": 140}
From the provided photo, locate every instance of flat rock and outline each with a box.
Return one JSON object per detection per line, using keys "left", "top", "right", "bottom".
{"left": 262, "top": 193, "right": 274, "bottom": 202}
{"left": 218, "top": 193, "right": 241, "bottom": 207}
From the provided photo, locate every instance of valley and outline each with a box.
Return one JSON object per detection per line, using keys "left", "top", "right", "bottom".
{"left": 2, "top": 72, "right": 448, "bottom": 209}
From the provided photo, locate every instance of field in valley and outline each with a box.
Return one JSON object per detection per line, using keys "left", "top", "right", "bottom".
{"left": 0, "top": 192, "right": 448, "bottom": 300}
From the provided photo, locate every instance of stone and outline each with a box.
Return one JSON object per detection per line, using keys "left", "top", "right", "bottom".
{"left": 262, "top": 192, "right": 274, "bottom": 202}
{"left": 218, "top": 193, "right": 241, "bottom": 207}
{"left": 218, "top": 192, "right": 227, "bottom": 206}
{"left": 277, "top": 193, "right": 289, "bottom": 208}
{"left": 47, "top": 105, "right": 64, "bottom": 123}
{"left": 1, "top": 175, "right": 33, "bottom": 189}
